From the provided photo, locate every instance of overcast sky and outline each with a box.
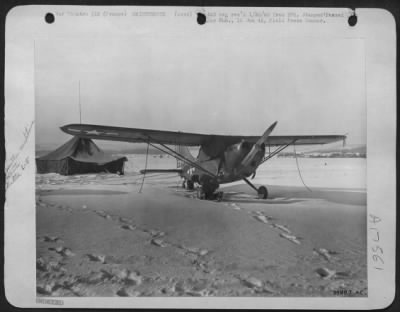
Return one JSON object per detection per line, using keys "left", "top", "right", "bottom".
{"left": 35, "top": 33, "right": 365, "bottom": 148}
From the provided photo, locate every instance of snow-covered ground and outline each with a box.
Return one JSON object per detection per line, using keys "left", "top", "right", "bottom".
{"left": 35, "top": 155, "right": 367, "bottom": 297}
{"left": 122, "top": 154, "right": 366, "bottom": 189}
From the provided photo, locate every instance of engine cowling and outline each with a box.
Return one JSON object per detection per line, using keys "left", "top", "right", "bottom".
{"left": 236, "top": 143, "right": 265, "bottom": 177}
{"left": 235, "top": 121, "right": 278, "bottom": 177}
{"left": 223, "top": 140, "right": 252, "bottom": 173}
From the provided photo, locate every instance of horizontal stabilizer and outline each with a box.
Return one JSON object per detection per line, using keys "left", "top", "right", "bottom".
{"left": 140, "top": 169, "right": 183, "bottom": 174}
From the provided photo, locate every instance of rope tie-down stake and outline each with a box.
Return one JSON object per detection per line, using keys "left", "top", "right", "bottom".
{"left": 293, "top": 144, "right": 312, "bottom": 192}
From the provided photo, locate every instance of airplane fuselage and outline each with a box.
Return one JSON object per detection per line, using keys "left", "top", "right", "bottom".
{"left": 181, "top": 139, "right": 266, "bottom": 186}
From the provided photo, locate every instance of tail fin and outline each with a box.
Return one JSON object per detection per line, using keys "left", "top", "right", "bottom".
{"left": 175, "top": 145, "right": 196, "bottom": 168}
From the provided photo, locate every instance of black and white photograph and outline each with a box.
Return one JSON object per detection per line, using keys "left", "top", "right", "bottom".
{"left": 4, "top": 5, "right": 396, "bottom": 309}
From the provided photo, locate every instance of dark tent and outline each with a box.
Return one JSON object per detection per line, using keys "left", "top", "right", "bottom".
{"left": 36, "top": 136, "right": 128, "bottom": 175}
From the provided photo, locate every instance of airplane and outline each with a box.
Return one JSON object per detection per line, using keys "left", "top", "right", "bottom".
{"left": 61, "top": 122, "right": 346, "bottom": 200}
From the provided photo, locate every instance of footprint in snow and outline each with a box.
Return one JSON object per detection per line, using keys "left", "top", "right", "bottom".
{"left": 49, "top": 246, "right": 75, "bottom": 257}
{"left": 279, "top": 233, "right": 302, "bottom": 245}
{"left": 94, "top": 211, "right": 117, "bottom": 221}
{"left": 198, "top": 249, "right": 209, "bottom": 256}
{"left": 149, "top": 230, "right": 166, "bottom": 237}
{"left": 253, "top": 215, "right": 272, "bottom": 224}
{"left": 119, "top": 217, "right": 132, "bottom": 224}
{"left": 181, "top": 245, "right": 209, "bottom": 256}
{"left": 79, "top": 269, "right": 113, "bottom": 284}
{"left": 270, "top": 223, "right": 292, "bottom": 234}
{"left": 40, "top": 235, "right": 62, "bottom": 243}
{"left": 241, "top": 276, "right": 263, "bottom": 289}
{"left": 193, "top": 259, "right": 215, "bottom": 274}
{"left": 115, "top": 268, "right": 142, "bottom": 285}
{"left": 315, "top": 267, "right": 336, "bottom": 279}
{"left": 86, "top": 253, "right": 107, "bottom": 263}
{"left": 151, "top": 238, "right": 168, "bottom": 247}
{"left": 116, "top": 288, "right": 140, "bottom": 297}
{"left": 238, "top": 276, "right": 276, "bottom": 294}
{"left": 259, "top": 283, "right": 276, "bottom": 294}
{"left": 120, "top": 224, "right": 136, "bottom": 231}
{"left": 313, "top": 248, "right": 339, "bottom": 261}
{"left": 230, "top": 203, "right": 241, "bottom": 210}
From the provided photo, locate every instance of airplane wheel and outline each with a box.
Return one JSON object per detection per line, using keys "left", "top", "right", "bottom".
{"left": 257, "top": 186, "right": 268, "bottom": 199}
{"left": 187, "top": 180, "right": 194, "bottom": 190}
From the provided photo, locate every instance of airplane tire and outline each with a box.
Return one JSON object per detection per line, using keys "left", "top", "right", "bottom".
{"left": 257, "top": 186, "right": 268, "bottom": 199}
{"left": 187, "top": 180, "right": 194, "bottom": 190}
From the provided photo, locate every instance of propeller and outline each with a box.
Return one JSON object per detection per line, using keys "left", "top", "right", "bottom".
{"left": 256, "top": 121, "right": 278, "bottom": 146}
{"left": 238, "top": 121, "right": 278, "bottom": 173}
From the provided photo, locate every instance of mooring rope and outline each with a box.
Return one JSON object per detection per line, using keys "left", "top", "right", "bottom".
{"left": 139, "top": 142, "right": 150, "bottom": 193}
{"left": 294, "top": 144, "right": 312, "bottom": 192}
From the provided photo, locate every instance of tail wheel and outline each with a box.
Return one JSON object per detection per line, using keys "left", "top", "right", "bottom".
{"left": 186, "top": 180, "right": 194, "bottom": 190}
{"left": 257, "top": 186, "right": 268, "bottom": 199}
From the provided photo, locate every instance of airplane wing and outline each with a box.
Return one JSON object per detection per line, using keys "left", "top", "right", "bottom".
{"left": 61, "top": 124, "right": 346, "bottom": 147}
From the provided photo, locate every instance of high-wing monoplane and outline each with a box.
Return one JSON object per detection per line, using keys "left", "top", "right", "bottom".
{"left": 61, "top": 122, "right": 346, "bottom": 199}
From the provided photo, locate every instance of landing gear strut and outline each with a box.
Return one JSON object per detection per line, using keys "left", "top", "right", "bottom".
{"left": 243, "top": 177, "right": 268, "bottom": 199}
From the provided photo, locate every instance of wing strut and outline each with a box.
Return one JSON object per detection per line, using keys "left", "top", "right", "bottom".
{"left": 261, "top": 139, "right": 298, "bottom": 164}
{"left": 142, "top": 136, "right": 218, "bottom": 179}
{"left": 139, "top": 141, "right": 150, "bottom": 193}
